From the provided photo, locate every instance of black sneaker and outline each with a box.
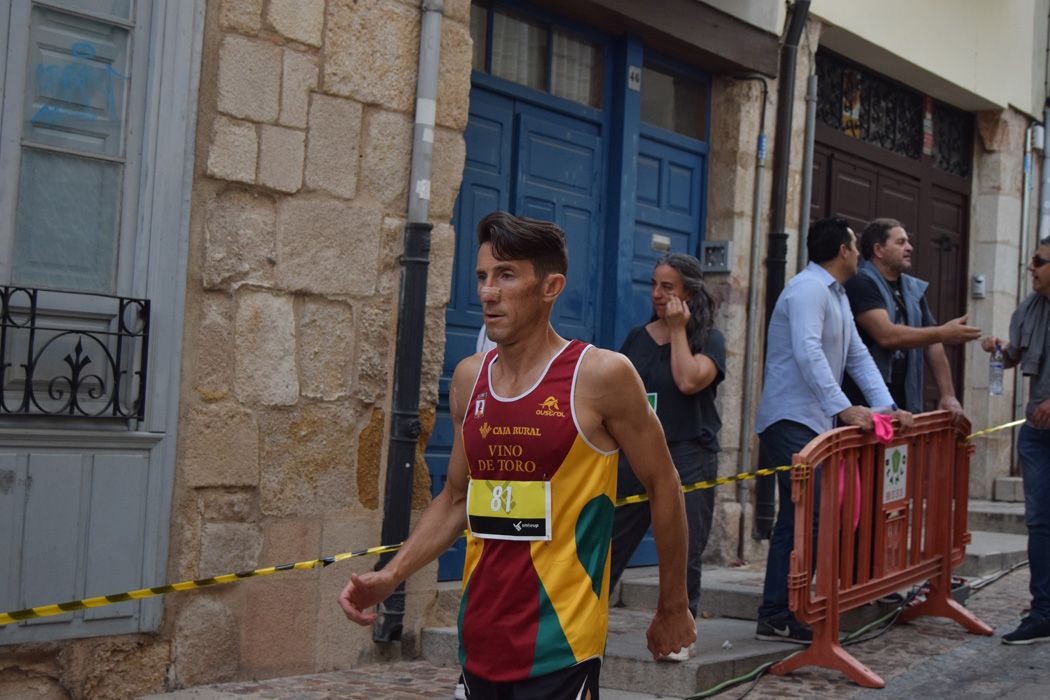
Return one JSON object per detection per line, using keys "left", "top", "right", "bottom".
{"left": 755, "top": 615, "right": 812, "bottom": 644}
{"left": 1002, "top": 616, "right": 1050, "bottom": 645}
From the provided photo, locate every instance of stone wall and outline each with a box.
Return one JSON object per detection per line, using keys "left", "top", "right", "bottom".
{"left": 165, "top": 0, "right": 470, "bottom": 686}
{"left": 965, "top": 108, "right": 1037, "bottom": 498}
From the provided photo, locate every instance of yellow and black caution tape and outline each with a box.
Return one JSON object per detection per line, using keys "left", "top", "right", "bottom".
{"left": 0, "top": 418, "right": 1028, "bottom": 627}
{"left": 964, "top": 418, "right": 1027, "bottom": 441}
{"left": 0, "top": 542, "right": 402, "bottom": 627}
{"left": 615, "top": 464, "right": 797, "bottom": 507}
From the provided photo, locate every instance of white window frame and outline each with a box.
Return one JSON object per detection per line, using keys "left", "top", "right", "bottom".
{"left": 0, "top": 0, "right": 201, "bottom": 643}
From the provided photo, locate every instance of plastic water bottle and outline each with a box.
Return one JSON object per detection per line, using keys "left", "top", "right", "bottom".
{"left": 989, "top": 343, "right": 1004, "bottom": 396}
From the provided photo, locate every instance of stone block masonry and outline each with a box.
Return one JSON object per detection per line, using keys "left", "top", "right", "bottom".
{"left": 162, "top": 0, "right": 473, "bottom": 689}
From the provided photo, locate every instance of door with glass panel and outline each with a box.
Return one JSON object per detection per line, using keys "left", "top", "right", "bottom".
{"left": 428, "top": 2, "right": 609, "bottom": 580}
{"left": 0, "top": 0, "right": 149, "bottom": 415}
{"left": 1, "top": 0, "right": 145, "bottom": 295}
{"left": 0, "top": 0, "right": 165, "bottom": 644}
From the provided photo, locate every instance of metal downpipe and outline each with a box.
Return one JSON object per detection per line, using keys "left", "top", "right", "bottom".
{"left": 754, "top": 0, "right": 810, "bottom": 540}
{"left": 1013, "top": 124, "right": 1037, "bottom": 443}
{"left": 373, "top": 0, "right": 444, "bottom": 643}
{"left": 730, "top": 75, "right": 769, "bottom": 556}
{"left": 797, "top": 73, "right": 818, "bottom": 271}
{"left": 1039, "top": 107, "right": 1050, "bottom": 242}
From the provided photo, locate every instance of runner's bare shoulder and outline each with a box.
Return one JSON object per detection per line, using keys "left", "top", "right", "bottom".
{"left": 576, "top": 347, "right": 643, "bottom": 406}
{"left": 449, "top": 352, "right": 486, "bottom": 421}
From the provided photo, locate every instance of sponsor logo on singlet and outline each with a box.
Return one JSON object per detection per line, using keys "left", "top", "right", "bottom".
{"left": 477, "top": 423, "right": 543, "bottom": 439}
{"left": 535, "top": 395, "right": 565, "bottom": 417}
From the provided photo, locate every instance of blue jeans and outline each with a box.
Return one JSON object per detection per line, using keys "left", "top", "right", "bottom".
{"left": 1019, "top": 422, "right": 1050, "bottom": 621}
{"left": 757, "top": 420, "right": 818, "bottom": 621}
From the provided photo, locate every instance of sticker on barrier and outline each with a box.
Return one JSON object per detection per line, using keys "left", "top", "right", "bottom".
{"left": 882, "top": 444, "right": 908, "bottom": 504}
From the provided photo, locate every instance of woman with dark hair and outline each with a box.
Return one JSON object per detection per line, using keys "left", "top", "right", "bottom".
{"left": 609, "top": 253, "right": 726, "bottom": 660}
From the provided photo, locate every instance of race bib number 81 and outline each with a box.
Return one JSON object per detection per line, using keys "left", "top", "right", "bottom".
{"left": 466, "top": 479, "right": 551, "bottom": 541}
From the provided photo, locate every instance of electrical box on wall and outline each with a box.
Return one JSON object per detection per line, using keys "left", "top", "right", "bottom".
{"left": 700, "top": 240, "right": 731, "bottom": 274}
{"left": 971, "top": 274, "right": 986, "bottom": 299}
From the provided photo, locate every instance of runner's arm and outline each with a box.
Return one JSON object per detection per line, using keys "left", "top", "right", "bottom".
{"left": 595, "top": 352, "right": 695, "bottom": 656}
{"left": 338, "top": 357, "right": 475, "bottom": 625}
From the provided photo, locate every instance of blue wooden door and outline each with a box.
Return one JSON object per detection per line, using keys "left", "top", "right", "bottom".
{"left": 624, "top": 126, "right": 708, "bottom": 567}
{"left": 514, "top": 108, "right": 602, "bottom": 343}
{"left": 427, "top": 90, "right": 605, "bottom": 580}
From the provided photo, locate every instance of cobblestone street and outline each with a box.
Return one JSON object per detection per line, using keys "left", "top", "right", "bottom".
{"left": 740, "top": 564, "right": 1033, "bottom": 699}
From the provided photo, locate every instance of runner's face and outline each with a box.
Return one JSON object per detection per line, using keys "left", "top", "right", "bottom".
{"left": 650, "top": 264, "right": 690, "bottom": 318}
{"left": 878, "top": 226, "right": 913, "bottom": 273}
{"left": 476, "top": 243, "right": 547, "bottom": 344}
{"left": 1031, "top": 243, "right": 1050, "bottom": 298}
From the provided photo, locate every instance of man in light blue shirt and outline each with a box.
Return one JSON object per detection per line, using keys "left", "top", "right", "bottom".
{"left": 754, "top": 216, "right": 913, "bottom": 643}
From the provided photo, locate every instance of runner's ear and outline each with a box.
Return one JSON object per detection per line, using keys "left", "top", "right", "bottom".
{"left": 540, "top": 272, "right": 565, "bottom": 302}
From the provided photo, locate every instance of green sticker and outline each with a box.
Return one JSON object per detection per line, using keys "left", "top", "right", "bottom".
{"left": 646, "top": 392, "right": 658, "bottom": 411}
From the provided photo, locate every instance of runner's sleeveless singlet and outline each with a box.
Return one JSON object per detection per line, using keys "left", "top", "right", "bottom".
{"left": 459, "top": 340, "right": 619, "bottom": 682}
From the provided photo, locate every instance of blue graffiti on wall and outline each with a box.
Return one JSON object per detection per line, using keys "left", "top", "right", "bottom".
{"left": 31, "top": 41, "right": 127, "bottom": 127}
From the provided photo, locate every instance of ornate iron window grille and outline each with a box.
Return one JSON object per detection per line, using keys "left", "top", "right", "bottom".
{"left": 932, "top": 102, "right": 972, "bottom": 178}
{"left": 816, "top": 50, "right": 971, "bottom": 178}
{"left": 0, "top": 286, "right": 150, "bottom": 419}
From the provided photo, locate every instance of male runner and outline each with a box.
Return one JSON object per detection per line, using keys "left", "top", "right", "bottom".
{"left": 339, "top": 211, "right": 695, "bottom": 699}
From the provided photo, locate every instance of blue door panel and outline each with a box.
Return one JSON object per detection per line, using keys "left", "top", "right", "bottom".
{"left": 626, "top": 133, "right": 707, "bottom": 567}
{"left": 429, "top": 89, "right": 514, "bottom": 580}
{"left": 515, "top": 113, "right": 602, "bottom": 344}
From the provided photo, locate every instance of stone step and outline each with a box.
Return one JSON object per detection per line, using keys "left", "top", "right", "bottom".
{"left": 617, "top": 565, "right": 892, "bottom": 630}
{"left": 614, "top": 529, "right": 1023, "bottom": 618}
{"left": 420, "top": 610, "right": 800, "bottom": 699}
{"left": 968, "top": 499, "right": 1026, "bottom": 535}
{"left": 993, "top": 476, "right": 1024, "bottom": 503}
{"left": 956, "top": 530, "right": 1028, "bottom": 577}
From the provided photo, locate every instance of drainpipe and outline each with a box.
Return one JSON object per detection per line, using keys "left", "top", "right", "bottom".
{"left": 373, "top": 0, "right": 444, "bottom": 643}
{"left": 754, "top": 0, "right": 810, "bottom": 540}
{"left": 797, "top": 73, "right": 818, "bottom": 271}
{"left": 1039, "top": 106, "right": 1050, "bottom": 242}
{"left": 1013, "top": 123, "right": 1037, "bottom": 438}
{"left": 729, "top": 75, "right": 768, "bottom": 558}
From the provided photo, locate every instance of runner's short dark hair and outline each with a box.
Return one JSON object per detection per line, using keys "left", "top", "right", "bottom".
{"left": 860, "top": 218, "right": 904, "bottom": 260}
{"left": 477, "top": 211, "right": 569, "bottom": 279}
{"left": 807, "top": 216, "right": 854, "bottom": 264}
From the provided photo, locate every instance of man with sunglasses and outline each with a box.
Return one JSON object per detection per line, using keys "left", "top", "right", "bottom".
{"left": 982, "top": 238, "right": 1050, "bottom": 645}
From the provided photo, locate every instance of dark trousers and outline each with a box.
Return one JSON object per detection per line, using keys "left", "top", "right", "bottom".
{"left": 609, "top": 440, "right": 716, "bottom": 618}
{"left": 757, "top": 420, "right": 819, "bottom": 621}
{"left": 1019, "top": 423, "right": 1050, "bottom": 621}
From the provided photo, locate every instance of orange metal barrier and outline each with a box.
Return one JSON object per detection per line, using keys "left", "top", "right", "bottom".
{"left": 770, "top": 410, "right": 993, "bottom": 687}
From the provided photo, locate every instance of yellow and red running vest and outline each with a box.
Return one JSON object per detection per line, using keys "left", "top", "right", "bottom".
{"left": 459, "top": 340, "right": 619, "bottom": 681}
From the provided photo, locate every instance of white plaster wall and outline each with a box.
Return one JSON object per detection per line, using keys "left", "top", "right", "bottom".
{"left": 811, "top": 0, "right": 1049, "bottom": 117}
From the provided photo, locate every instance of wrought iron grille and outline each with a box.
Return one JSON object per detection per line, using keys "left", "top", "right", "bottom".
{"left": 0, "top": 286, "right": 150, "bottom": 419}
{"left": 816, "top": 50, "right": 971, "bottom": 177}
{"left": 932, "top": 102, "right": 972, "bottom": 178}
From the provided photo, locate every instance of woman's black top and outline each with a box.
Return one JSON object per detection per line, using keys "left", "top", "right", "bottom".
{"left": 619, "top": 325, "right": 726, "bottom": 451}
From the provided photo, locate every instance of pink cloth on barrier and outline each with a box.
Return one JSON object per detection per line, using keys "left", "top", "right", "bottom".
{"left": 839, "top": 413, "right": 896, "bottom": 531}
